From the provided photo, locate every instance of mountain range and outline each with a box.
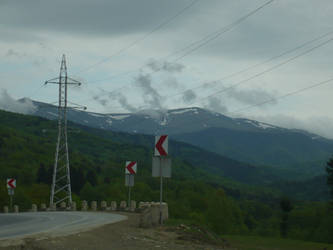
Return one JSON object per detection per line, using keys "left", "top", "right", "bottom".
{"left": 28, "top": 99, "right": 333, "bottom": 178}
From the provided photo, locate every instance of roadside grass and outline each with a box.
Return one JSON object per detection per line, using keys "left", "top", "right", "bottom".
{"left": 223, "top": 235, "right": 333, "bottom": 250}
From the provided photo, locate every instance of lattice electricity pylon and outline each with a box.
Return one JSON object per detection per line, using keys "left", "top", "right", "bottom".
{"left": 45, "top": 54, "right": 83, "bottom": 207}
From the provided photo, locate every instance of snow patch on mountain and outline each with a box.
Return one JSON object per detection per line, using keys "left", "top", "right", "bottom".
{"left": 109, "top": 114, "right": 130, "bottom": 120}
{"left": 243, "top": 119, "right": 277, "bottom": 130}
{"left": 160, "top": 116, "right": 168, "bottom": 126}
{"left": 106, "top": 119, "right": 112, "bottom": 126}
{"left": 258, "top": 122, "right": 276, "bottom": 129}
{"left": 169, "top": 108, "right": 200, "bottom": 115}
{"left": 89, "top": 112, "right": 106, "bottom": 118}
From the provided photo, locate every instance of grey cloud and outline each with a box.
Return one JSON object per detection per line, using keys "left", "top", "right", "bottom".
{"left": 6, "top": 49, "right": 22, "bottom": 57}
{"left": 0, "top": 90, "right": 36, "bottom": 114}
{"left": 93, "top": 95, "right": 108, "bottom": 107}
{"left": 100, "top": 99, "right": 108, "bottom": 106}
{"left": 171, "top": 0, "right": 333, "bottom": 62}
{"left": 227, "top": 87, "right": 278, "bottom": 106}
{"left": 0, "top": 0, "right": 198, "bottom": 38}
{"left": 117, "top": 93, "right": 138, "bottom": 112}
{"left": 135, "top": 73, "right": 163, "bottom": 109}
{"left": 92, "top": 88, "right": 137, "bottom": 112}
{"left": 92, "top": 89, "right": 111, "bottom": 107}
{"left": 250, "top": 114, "right": 333, "bottom": 139}
{"left": 204, "top": 96, "right": 228, "bottom": 114}
{"left": 182, "top": 89, "right": 197, "bottom": 103}
{"left": 0, "top": 27, "right": 42, "bottom": 43}
{"left": 146, "top": 59, "right": 185, "bottom": 73}
{"left": 160, "top": 76, "right": 181, "bottom": 90}
{"left": 5, "top": 49, "right": 48, "bottom": 68}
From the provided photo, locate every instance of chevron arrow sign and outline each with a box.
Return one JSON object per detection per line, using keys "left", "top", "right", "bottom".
{"left": 154, "top": 135, "right": 168, "bottom": 156}
{"left": 125, "top": 161, "right": 137, "bottom": 174}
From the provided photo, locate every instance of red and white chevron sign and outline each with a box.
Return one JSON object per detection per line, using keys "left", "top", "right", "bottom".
{"left": 125, "top": 161, "right": 137, "bottom": 174}
{"left": 155, "top": 135, "right": 168, "bottom": 156}
{"left": 7, "top": 178, "right": 16, "bottom": 189}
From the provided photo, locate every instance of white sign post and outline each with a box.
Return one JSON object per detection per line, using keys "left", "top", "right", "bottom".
{"left": 125, "top": 161, "right": 137, "bottom": 208}
{"left": 7, "top": 178, "right": 16, "bottom": 212}
{"left": 153, "top": 135, "right": 171, "bottom": 225}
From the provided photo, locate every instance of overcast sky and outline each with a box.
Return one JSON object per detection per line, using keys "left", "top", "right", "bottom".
{"left": 1, "top": 0, "right": 333, "bottom": 137}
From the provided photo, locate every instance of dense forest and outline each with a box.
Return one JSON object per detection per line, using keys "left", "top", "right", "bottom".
{"left": 0, "top": 110, "right": 332, "bottom": 244}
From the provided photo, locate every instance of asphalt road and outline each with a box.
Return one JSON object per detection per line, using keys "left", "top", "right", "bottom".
{"left": 0, "top": 212, "right": 127, "bottom": 240}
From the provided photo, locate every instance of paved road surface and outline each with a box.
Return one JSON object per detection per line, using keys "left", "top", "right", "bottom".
{"left": 0, "top": 212, "right": 127, "bottom": 240}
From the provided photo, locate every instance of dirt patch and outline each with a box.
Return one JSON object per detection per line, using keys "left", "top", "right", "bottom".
{"left": 0, "top": 212, "right": 232, "bottom": 250}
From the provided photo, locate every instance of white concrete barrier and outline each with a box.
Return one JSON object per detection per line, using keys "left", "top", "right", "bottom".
{"left": 119, "top": 201, "right": 127, "bottom": 211}
{"left": 60, "top": 202, "right": 66, "bottom": 211}
{"left": 71, "top": 201, "right": 77, "bottom": 211}
{"left": 111, "top": 201, "right": 117, "bottom": 211}
{"left": 151, "top": 203, "right": 159, "bottom": 226}
{"left": 139, "top": 202, "right": 169, "bottom": 227}
{"left": 81, "top": 200, "right": 88, "bottom": 211}
{"left": 130, "top": 200, "right": 136, "bottom": 212}
{"left": 40, "top": 203, "right": 47, "bottom": 211}
{"left": 91, "top": 201, "right": 97, "bottom": 211}
{"left": 101, "top": 201, "right": 107, "bottom": 211}
{"left": 13, "top": 205, "right": 19, "bottom": 213}
{"left": 31, "top": 204, "right": 37, "bottom": 212}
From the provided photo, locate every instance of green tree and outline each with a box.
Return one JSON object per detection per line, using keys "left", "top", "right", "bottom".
{"left": 280, "top": 197, "right": 293, "bottom": 238}
{"left": 36, "top": 163, "right": 47, "bottom": 184}
{"left": 86, "top": 170, "right": 97, "bottom": 186}
{"left": 71, "top": 167, "right": 85, "bottom": 194}
{"left": 80, "top": 182, "right": 97, "bottom": 201}
{"left": 206, "top": 189, "right": 236, "bottom": 234}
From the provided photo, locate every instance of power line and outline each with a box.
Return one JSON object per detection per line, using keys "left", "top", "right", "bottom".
{"left": 84, "top": 28, "right": 333, "bottom": 116}
{"left": 111, "top": 76, "right": 333, "bottom": 136}
{"left": 84, "top": 31, "right": 333, "bottom": 110}
{"left": 108, "top": 33, "right": 333, "bottom": 132}
{"left": 165, "top": 29, "right": 333, "bottom": 99}
{"left": 229, "top": 77, "right": 333, "bottom": 114}
{"left": 27, "top": 83, "right": 46, "bottom": 99}
{"left": 85, "top": 0, "right": 275, "bottom": 85}
{"left": 172, "top": 0, "right": 275, "bottom": 62}
{"left": 75, "top": 0, "right": 199, "bottom": 75}
{"left": 166, "top": 77, "right": 333, "bottom": 133}
{"left": 189, "top": 36, "right": 333, "bottom": 105}
{"left": 80, "top": 0, "right": 276, "bottom": 106}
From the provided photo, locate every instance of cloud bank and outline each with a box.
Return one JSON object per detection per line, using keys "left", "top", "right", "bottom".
{"left": 0, "top": 90, "right": 36, "bottom": 114}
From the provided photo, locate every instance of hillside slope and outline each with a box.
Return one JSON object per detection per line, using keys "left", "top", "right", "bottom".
{"left": 0, "top": 109, "right": 330, "bottom": 201}
{"left": 0, "top": 110, "right": 278, "bottom": 189}
{"left": 28, "top": 100, "right": 333, "bottom": 176}
{"left": 1, "top": 109, "right": 332, "bottom": 243}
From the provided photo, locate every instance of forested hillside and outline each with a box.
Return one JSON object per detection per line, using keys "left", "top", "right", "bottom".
{"left": 30, "top": 102, "right": 333, "bottom": 178}
{"left": 0, "top": 110, "right": 332, "bottom": 243}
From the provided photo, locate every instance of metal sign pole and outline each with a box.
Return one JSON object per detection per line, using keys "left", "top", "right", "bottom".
{"left": 8, "top": 188, "right": 14, "bottom": 212}
{"left": 159, "top": 157, "right": 163, "bottom": 225}
{"left": 128, "top": 182, "right": 131, "bottom": 209}
{"left": 10, "top": 192, "right": 13, "bottom": 212}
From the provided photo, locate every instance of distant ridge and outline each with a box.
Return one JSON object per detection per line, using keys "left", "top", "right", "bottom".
{"left": 16, "top": 99, "right": 333, "bottom": 177}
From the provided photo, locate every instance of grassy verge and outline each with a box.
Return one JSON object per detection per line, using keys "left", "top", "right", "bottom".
{"left": 223, "top": 235, "right": 333, "bottom": 250}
